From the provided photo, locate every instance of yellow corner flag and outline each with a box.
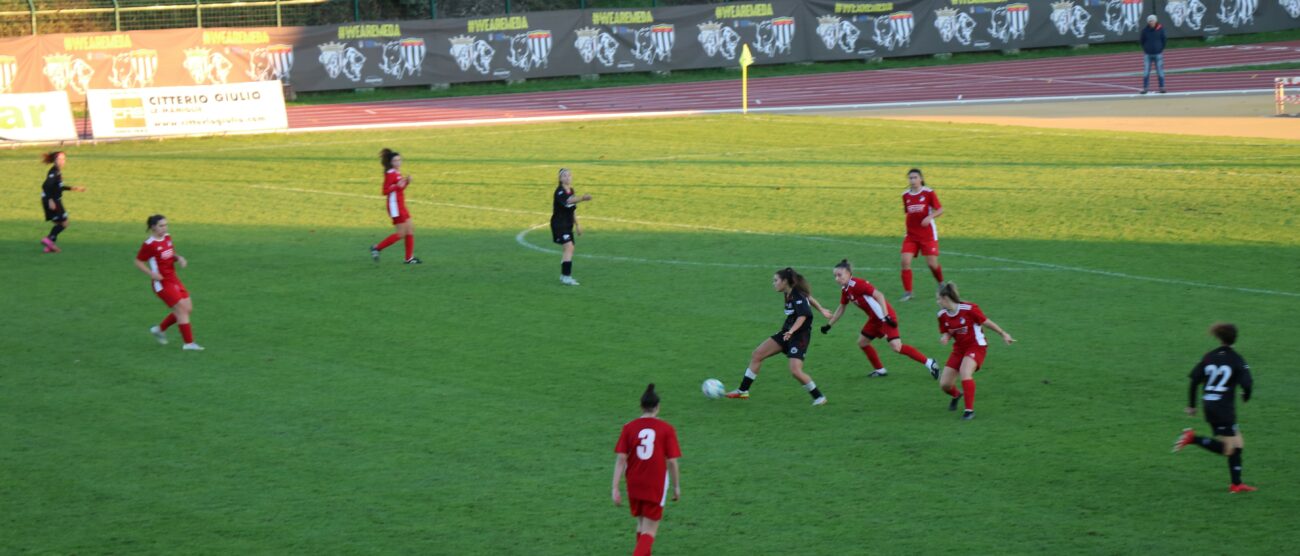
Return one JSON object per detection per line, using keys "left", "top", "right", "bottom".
{"left": 740, "top": 44, "right": 754, "bottom": 114}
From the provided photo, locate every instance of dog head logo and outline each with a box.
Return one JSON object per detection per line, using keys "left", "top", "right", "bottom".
{"left": 1103, "top": 0, "right": 1143, "bottom": 33}
{"left": 816, "top": 15, "right": 860, "bottom": 53}
{"left": 319, "top": 41, "right": 365, "bottom": 82}
{"left": 109, "top": 49, "right": 158, "bottom": 89}
{"left": 697, "top": 21, "right": 741, "bottom": 59}
{"left": 988, "top": 4, "right": 1030, "bottom": 43}
{"left": 934, "top": 8, "right": 976, "bottom": 45}
{"left": 1216, "top": 0, "right": 1258, "bottom": 27}
{"left": 632, "top": 24, "right": 675, "bottom": 64}
{"left": 874, "top": 12, "right": 915, "bottom": 50}
{"left": 43, "top": 53, "right": 95, "bottom": 94}
{"left": 184, "top": 47, "right": 233, "bottom": 85}
{"left": 1050, "top": 1, "right": 1091, "bottom": 37}
{"left": 380, "top": 38, "right": 426, "bottom": 79}
{"left": 507, "top": 30, "right": 552, "bottom": 72}
{"left": 574, "top": 27, "right": 618, "bottom": 67}
{"left": 449, "top": 35, "right": 494, "bottom": 75}
{"left": 754, "top": 17, "right": 795, "bottom": 57}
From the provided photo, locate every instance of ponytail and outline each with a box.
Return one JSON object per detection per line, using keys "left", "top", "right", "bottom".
{"left": 777, "top": 267, "right": 811, "bottom": 297}
{"left": 42, "top": 151, "right": 63, "bottom": 165}
{"left": 380, "top": 148, "right": 399, "bottom": 170}
{"left": 640, "top": 383, "right": 660, "bottom": 411}
{"left": 938, "top": 281, "right": 961, "bottom": 303}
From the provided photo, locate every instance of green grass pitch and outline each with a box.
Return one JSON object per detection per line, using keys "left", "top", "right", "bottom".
{"left": 1, "top": 115, "right": 1296, "bottom": 554}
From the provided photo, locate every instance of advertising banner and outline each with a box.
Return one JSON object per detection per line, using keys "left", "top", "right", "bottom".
{"left": 0, "top": 91, "right": 77, "bottom": 142}
{"left": 86, "top": 80, "right": 287, "bottom": 139}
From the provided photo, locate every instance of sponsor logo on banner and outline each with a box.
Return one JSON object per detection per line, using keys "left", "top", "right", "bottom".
{"left": 934, "top": 8, "right": 977, "bottom": 45}
{"left": 248, "top": 44, "right": 294, "bottom": 83}
{"left": 1283, "top": 0, "right": 1300, "bottom": 17}
{"left": 87, "top": 81, "right": 287, "bottom": 139}
{"left": 876, "top": 12, "right": 915, "bottom": 50}
{"left": 1165, "top": 0, "right": 1208, "bottom": 29}
{"left": 575, "top": 27, "right": 619, "bottom": 67}
{"left": 631, "top": 24, "right": 675, "bottom": 64}
{"left": 0, "top": 55, "right": 16, "bottom": 93}
{"left": 817, "top": 15, "right": 861, "bottom": 52}
{"left": 42, "top": 54, "right": 95, "bottom": 95}
{"left": 379, "top": 38, "right": 426, "bottom": 79}
{"left": 1051, "top": 1, "right": 1092, "bottom": 37}
{"left": 697, "top": 21, "right": 743, "bottom": 59}
{"left": 318, "top": 42, "right": 366, "bottom": 82}
{"left": 449, "top": 35, "right": 495, "bottom": 75}
{"left": 109, "top": 49, "right": 159, "bottom": 89}
{"left": 988, "top": 4, "right": 1029, "bottom": 42}
{"left": 1216, "top": 0, "right": 1257, "bottom": 26}
{"left": 507, "top": 30, "right": 552, "bottom": 72}
{"left": 753, "top": 17, "right": 796, "bottom": 56}
{"left": 0, "top": 91, "right": 78, "bottom": 142}
{"left": 1102, "top": 0, "right": 1143, "bottom": 34}
{"left": 184, "top": 48, "right": 234, "bottom": 84}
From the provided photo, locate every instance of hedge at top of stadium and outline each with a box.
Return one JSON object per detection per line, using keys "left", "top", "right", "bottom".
{"left": 0, "top": 0, "right": 1296, "bottom": 99}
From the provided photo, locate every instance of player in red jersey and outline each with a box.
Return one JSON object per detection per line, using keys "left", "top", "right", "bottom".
{"left": 369, "top": 148, "right": 421, "bottom": 264}
{"left": 935, "top": 282, "right": 1013, "bottom": 420}
{"left": 899, "top": 168, "right": 944, "bottom": 302}
{"left": 613, "top": 384, "right": 681, "bottom": 556}
{"left": 38, "top": 151, "right": 87, "bottom": 253}
{"left": 133, "top": 215, "right": 203, "bottom": 351}
{"left": 821, "top": 259, "right": 941, "bottom": 378}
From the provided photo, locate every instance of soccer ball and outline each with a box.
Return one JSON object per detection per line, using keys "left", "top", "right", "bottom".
{"left": 701, "top": 378, "right": 725, "bottom": 399}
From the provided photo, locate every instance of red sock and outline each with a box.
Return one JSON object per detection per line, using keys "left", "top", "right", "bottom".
{"left": 179, "top": 323, "right": 194, "bottom": 344}
{"left": 962, "top": 379, "right": 976, "bottom": 410}
{"left": 376, "top": 233, "right": 400, "bottom": 250}
{"left": 404, "top": 234, "right": 414, "bottom": 260}
{"left": 930, "top": 265, "right": 944, "bottom": 282}
{"left": 897, "top": 344, "right": 927, "bottom": 364}
{"left": 633, "top": 533, "right": 655, "bottom": 556}
{"left": 860, "top": 345, "right": 884, "bottom": 370}
{"left": 901, "top": 269, "right": 913, "bottom": 293}
{"left": 159, "top": 314, "right": 177, "bottom": 332}
{"left": 945, "top": 385, "right": 960, "bottom": 398}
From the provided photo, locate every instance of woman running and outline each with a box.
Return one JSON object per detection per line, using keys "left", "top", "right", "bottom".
{"left": 613, "top": 383, "right": 682, "bottom": 556}
{"left": 369, "top": 148, "right": 421, "bottom": 264}
{"left": 935, "top": 282, "right": 1013, "bottom": 420}
{"left": 134, "top": 214, "right": 203, "bottom": 351}
{"left": 551, "top": 168, "right": 591, "bottom": 286}
{"left": 726, "top": 268, "right": 829, "bottom": 406}
{"left": 39, "top": 151, "right": 86, "bottom": 253}
{"left": 822, "top": 259, "right": 941, "bottom": 378}
{"left": 1172, "top": 323, "right": 1256, "bottom": 492}
{"left": 899, "top": 168, "right": 943, "bottom": 301}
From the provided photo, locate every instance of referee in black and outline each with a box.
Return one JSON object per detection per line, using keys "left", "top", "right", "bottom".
{"left": 551, "top": 168, "right": 591, "bottom": 286}
{"left": 1172, "top": 323, "right": 1256, "bottom": 492}
{"left": 39, "top": 151, "right": 86, "bottom": 254}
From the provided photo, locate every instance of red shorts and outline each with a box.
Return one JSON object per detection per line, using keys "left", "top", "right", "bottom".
{"left": 945, "top": 346, "right": 986, "bottom": 372}
{"left": 861, "top": 319, "right": 900, "bottom": 341}
{"left": 154, "top": 280, "right": 189, "bottom": 308}
{"left": 390, "top": 211, "right": 410, "bottom": 225}
{"left": 628, "top": 498, "right": 664, "bottom": 521}
{"left": 901, "top": 236, "right": 939, "bottom": 257}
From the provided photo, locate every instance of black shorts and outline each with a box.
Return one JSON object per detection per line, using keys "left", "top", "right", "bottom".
{"left": 551, "top": 223, "right": 574, "bottom": 245}
{"left": 43, "top": 200, "right": 66, "bottom": 222}
{"left": 1204, "top": 403, "right": 1239, "bottom": 437}
{"left": 770, "top": 332, "right": 810, "bottom": 360}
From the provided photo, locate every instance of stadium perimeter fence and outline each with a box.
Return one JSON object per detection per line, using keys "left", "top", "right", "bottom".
{"left": 0, "top": 0, "right": 714, "bottom": 36}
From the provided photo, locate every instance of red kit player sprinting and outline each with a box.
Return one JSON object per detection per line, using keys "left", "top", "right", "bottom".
{"left": 613, "top": 384, "right": 681, "bottom": 556}
{"left": 134, "top": 214, "right": 203, "bottom": 351}
{"left": 899, "top": 168, "right": 944, "bottom": 302}
{"left": 369, "top": 148, "right": 421, "bottom": 265}
{"left": 822, "top": 259, "right": 941, "bottom": 378}
{"left": 935, "top": 282, "right": 1014, "bottom": 420}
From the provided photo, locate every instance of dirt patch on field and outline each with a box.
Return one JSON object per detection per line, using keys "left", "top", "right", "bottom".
{"left": 811, "top": 94, "right": 1299, "bottom": 140}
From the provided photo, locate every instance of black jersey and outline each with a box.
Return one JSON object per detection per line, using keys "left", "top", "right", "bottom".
{"left": 41, "top": 166, "right": 64, "bottom": 202}
{"left": 551, "top": 184, "right": 577, "bottom": 228}
{"left": 1188, "top": 346, "right": 1253, "bottom": 409}
{"left": 781, "top": 290, "right": 814, "bottom": 335}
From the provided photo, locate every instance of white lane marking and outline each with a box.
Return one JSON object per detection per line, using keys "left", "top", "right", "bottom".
{"left": 248, "top": 184, "right": 1300, "bottom": 298}
{"left": 513, "top": 223, "right": 1047, "bottom": 271}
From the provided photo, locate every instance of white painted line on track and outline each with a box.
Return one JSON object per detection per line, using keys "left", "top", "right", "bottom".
{"left": 248, "top": 184, "right": 1300, "bottom": 298}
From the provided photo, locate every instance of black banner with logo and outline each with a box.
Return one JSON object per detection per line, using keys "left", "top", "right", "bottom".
{"left": 1, "top": 0, "right": 1297, "bottom": 98}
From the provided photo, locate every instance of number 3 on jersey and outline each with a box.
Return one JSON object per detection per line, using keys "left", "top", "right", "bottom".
{"left": 636, "top": 428, "right": 656, "bottom": 460}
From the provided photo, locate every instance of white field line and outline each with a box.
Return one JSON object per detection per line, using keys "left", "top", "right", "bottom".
{"left": 248, "top": 184, "right": 1300, "bottom": 297}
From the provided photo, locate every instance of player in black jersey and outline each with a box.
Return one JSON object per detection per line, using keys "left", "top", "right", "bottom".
{"left": 726, "top": 267, "right": 833, "bottom": 406}
{"left": 38, "top": 151, "right": 86, "bottom": 254}
{"left": 1172, "top": 323, "right": 1256, "bottom": 492}
{"left": 550, "top": 168, "right": 592, "bottom": 286}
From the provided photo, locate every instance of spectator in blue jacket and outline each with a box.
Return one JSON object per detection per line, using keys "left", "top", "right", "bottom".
{"left": 1140, "top": 14, "right": 1167, "bottom": 94}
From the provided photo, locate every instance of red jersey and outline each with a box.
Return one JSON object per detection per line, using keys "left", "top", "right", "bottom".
{"left": 903, "top": 187, "right": 941, "bottom": 242}
{"left": 937, "top": 302, "right": 989, "bottom": 350}
{"left": 840, "top": 277, "right": 895, "bottom": 323}
{"left": 614, "top": 417, "right": 681, "bottom": 502}
{"left": 136, "top": 234, "right": 179, "bottom": 290}
{"left": 383, "top": 169, "right": 407, "bottom": 218}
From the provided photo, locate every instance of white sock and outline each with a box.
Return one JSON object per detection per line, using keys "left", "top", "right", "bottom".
{"left": 744, "top": 369, "right": 757, "bottom": 380}
{"left": 802, "top": 381, "right": 817, "bottom": 392}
